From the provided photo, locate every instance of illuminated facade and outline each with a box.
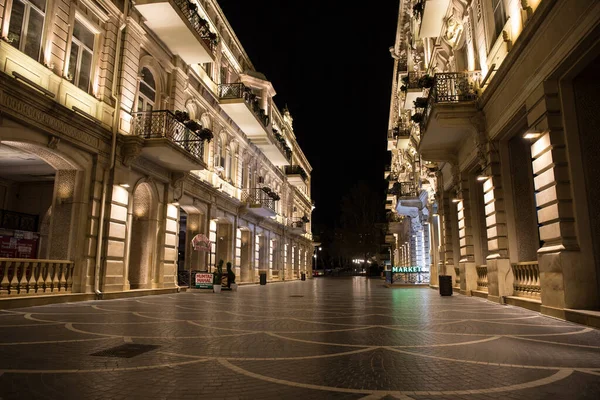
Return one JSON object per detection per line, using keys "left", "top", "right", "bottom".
{"left": 0, "top": 0, "right": 314, "bottom": 298}
{"left": 386, "top": 0, "right": 600, "bottom": 321}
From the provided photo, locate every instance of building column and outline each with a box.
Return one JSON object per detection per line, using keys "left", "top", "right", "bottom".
{"left": 457, "top": 175, "right": 477, "bottom": 295}
{"left": 441, "top": 193, "right": 455, "bottom": 280}
{"left": 482, "top": 141, "right": 513, "bottom": 303}
{"left": 527, "top": 80, "right": 598, "bottom": 315}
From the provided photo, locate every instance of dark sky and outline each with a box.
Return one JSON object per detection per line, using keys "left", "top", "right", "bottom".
{"left": 218, "top": 1, "right": 399, "bottom": 230}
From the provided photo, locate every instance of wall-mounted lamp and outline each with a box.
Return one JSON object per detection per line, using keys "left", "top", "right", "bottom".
{"left": 523, "top": 130, "right": 543, "bottom": 140}
{"left": 451, "top": 198, "right": 461, "bottom": 203}
{"left": 476, "top": 175, "right": 489, "bottom": 182}
{"left": 119, "top": 183, "right": 130, "bottom": 188}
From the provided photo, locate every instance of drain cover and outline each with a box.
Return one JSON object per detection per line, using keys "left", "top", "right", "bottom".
{"left": 289, "top": 295, "right": 304, "bottom": 297}
{"left": 91, "top": 344, "right": 160, "bottom": 358}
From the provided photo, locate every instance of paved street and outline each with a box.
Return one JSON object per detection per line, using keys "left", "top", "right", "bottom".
{"left": 0, "top": 277, "right": 599, "bottom": 399}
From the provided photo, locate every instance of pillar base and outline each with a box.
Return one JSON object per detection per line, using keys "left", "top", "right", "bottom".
{"left": 487, "top": 258, "right": 513, "bottom": 300}
{"left": 459, "top": 262, "right": 477, "bottom": 295}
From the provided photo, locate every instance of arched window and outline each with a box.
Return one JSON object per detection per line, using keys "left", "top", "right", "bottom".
{"left": 138, "top": 67, "right": 156, "bottom": 112}
{"left": 214, "top": 136, "right": 224, "bottom": 170}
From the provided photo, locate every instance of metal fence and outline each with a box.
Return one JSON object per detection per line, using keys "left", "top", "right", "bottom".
{"left": 132, "top": 110, "right": 205, "bottom": 160}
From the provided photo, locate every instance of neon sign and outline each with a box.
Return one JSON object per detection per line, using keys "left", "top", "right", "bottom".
{"left": 392, "top": 266, "right": 423, "bottom": 273}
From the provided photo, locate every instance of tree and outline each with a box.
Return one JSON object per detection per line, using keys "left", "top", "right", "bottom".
{"left": 335, "top": 181, "right": 385, "bottom": 270}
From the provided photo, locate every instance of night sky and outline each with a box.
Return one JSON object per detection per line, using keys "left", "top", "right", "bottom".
{"left": 218, "top": 1, "right": 399, "bottom": 231}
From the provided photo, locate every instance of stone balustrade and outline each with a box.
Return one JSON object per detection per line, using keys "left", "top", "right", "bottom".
{"left": 511, "top": 262, "right": 541, "bottom": 298}
{"left": 0, "top": 259, "right": 74, "bottom": 296}
{"left": 476, "top": 265, "right": 488, "bottom": 292}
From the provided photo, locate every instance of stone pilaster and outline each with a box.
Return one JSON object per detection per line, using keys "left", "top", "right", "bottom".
{"left": 457, "top": 175, "right": 477, "bottom": 295}
{"left": 482, "top": 141, "right": 513, "bottom": 303}
{"left": 526, "top": 81, "right": 598, "bottom": 313}
{"left": 441, "top": 194, "right": 455, "bottom": 276}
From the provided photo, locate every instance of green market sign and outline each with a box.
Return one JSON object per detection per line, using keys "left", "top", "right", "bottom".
{"left": 392, "top": 266, "right": 423, "bottom": 273}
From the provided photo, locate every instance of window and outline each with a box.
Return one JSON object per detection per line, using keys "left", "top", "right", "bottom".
{"left": 137, "top": 68, "right": 156, "bottom": 112}
{"left": 214, "top": 137, "right": 224, "bottom": 170}
{"left": 491, "top": 0, "right": 507, "bottom": 39}
{"left": 7, "top": 0, "right": 46, "bottom": 61}
{"left": 220, "top": 65, "right": 229, "bottom": 84}
{"left": 225, "top": 149, "right": 233, "bottom": 180}
{"left": 68, "top": 20, "right": 95, "bottom": 92}
{"left": 202, "top": 62, "right": 213, "bottom": 79}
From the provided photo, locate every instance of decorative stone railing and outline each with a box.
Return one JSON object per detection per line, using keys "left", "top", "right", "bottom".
{"left": 0, "top": 259, "right": 75, "bottom": 296}
{"left": 454, "top": 266, "right": 460, "bottom": 288}
{"left": 511, "top": 261, "right": 541, "bottom": 298}
{"left": 476, "top": 265, "right": 488, "bottom": 292}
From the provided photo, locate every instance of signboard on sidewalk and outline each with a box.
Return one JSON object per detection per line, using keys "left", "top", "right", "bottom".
{"left": 195, "top": 273, "right": 213, "bottom": 289}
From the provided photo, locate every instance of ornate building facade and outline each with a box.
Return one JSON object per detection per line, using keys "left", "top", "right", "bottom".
{"left": 0, "top": 0, "right": 314, "bottom": 299}
{"left": 385, "top": 0, "right": 600, "bottom": 323}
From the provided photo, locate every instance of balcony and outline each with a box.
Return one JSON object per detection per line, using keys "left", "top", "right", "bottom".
{"left": 387, "top": 127, "right": 411, "bottom": 151}
{"left": 284, "top": 165, "right": 308, "bottom": 187}
{"left": 242, "top": 188, "right": 277, "bottom": 218}
{"left": 401, "top": 71, "right": 427, "bottom": 111}
{"left": 418, "top": 0, "right": 451, "bottom": 38}
{"left": 131, "top": 110, "right": 207, "bottom": 171}
{"left": 393, "top": 181, "right": 425, "bottom": 218}
{"left": 289, "top": 219, "right": 308, "bottom": 235}
{"left": 417, "top": 72, "right": 482, "bottom": 161}
{"left": 218, "top": 83, "right": 291, "bottom": 166}
{"left": 134, "top": 0, "right": 217, "bottom": 65}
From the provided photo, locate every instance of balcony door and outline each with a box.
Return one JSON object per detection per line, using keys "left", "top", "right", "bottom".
{"left": 137, "top": 67, "right": 156, "bottom": 112}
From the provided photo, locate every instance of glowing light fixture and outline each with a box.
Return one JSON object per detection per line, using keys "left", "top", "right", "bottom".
{"left": 119, "top": 183, "right": 130, "bottom": 188}
{"left": 173, "top": 202, "right": 180, "bottom": 206}
{"left": 451, "top": 198, "right": 461, "bottom": 203}
{"left": 476, "top": 175, "right": 489, "bottom": 182}
{"left": 523, "top": 130, "right": 543, "bottom": 140}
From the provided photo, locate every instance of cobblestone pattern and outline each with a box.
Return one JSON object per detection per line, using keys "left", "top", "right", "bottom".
{"left": 0, "top": 277, "right": 599, "bottom": 399}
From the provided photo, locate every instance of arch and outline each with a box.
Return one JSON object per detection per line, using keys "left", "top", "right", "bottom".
{"left": 2, "top": 141, "right": 83, "bottom": 171}
{"left": 128, "top": 181, "right": 159, "bottom": 289}
{"left": 138, "top": 56, "right": 166, "bottom": 108}
{"left": 184, "top": 99, "right": 200, "bottom": 120}
{"left": 200, "top": 112, "right": 212, "bottom": 130}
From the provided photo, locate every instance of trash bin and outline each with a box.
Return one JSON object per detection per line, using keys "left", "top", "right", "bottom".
{"left": 439, "top": 275, "right": 453, "bottom": 296}
{"left": 259, "top": 272, "right": 267, "bottom": 285}
{"left": 301, "top": 272, "right": 306, "bottom": 281}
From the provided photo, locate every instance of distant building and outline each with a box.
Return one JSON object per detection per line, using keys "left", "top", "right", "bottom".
{"left": 0, "top": 0, "right": 314, "bottom": 298}
{"left": 385, "top": 0, "right": 600, "bottom": 319}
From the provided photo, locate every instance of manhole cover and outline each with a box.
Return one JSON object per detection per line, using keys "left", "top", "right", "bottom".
{"left": 289, "top": 295, "right": 304, "bottom": 297}
{"left": 91, "top": 344, "right": 160, "bottom": 358}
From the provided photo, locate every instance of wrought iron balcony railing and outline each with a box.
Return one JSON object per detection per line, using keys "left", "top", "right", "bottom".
{"left": 132, "top": 110, "right": 205, "bottom": 160}
{"left": 388, "top": 127, "right": 411, "bottom": 140}
{"left": 420, "top": 71, "right": 482, "bottom": 131}
{"left": 217, "top": 83, "right": 270, "bottom": 127}
{"left": 392, "top": 181, "right": 419, "bottom": 198}
{"left": 242, "top": 188, "right": 276, "bottom": 212}
{"left": 173, "top": 0, "right": 217, "bottom": 55}
{"left": 284, "top": 165, "right": 308, "bottom": 181}
{"left": 404, "top": 71, "right": 426, "bottom": 90}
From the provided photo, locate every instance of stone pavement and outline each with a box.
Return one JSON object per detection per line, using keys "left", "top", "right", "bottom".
{"left": 0, "top": 277, "right": 599, "bottom": 400}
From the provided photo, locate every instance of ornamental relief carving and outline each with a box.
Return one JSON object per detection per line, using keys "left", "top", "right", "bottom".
{"left": 0, "top": 90, "right": 101, "bottom": 149}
